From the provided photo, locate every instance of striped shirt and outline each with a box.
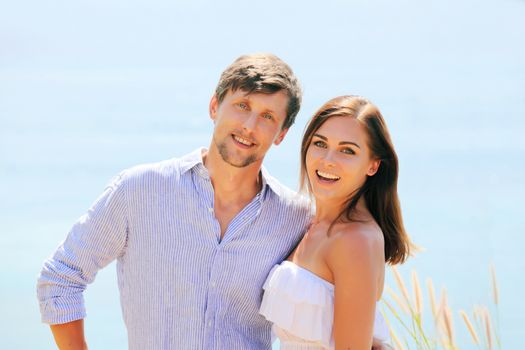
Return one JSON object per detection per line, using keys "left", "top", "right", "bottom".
{"left": 37, "top": 148, "right": 311, "bottom": 350}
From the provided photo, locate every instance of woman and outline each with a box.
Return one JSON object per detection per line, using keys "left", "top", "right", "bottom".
{"left": 260, "top": 95, "right": 411, "bottom": 349}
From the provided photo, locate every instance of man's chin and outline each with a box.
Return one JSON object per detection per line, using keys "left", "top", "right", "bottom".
{"left": 216, "top": 141, "right": 260, "bottom": 168}
{"left": 222, "top": 154, "right": 258, "bottom": 168}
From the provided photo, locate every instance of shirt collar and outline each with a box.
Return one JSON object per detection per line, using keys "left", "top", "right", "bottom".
{"left": 179, "top": 147, "right": 207, "bottom": 175}
{"left": 180, "top": 147, "right": 283, "bottom": 199}
{"left": 259, "top": 165, "right": 283, "bottom": 199}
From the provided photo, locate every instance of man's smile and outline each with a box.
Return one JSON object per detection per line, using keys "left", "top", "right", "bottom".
{"left": 232, "top": 134, "right": 256, "bottom": 148}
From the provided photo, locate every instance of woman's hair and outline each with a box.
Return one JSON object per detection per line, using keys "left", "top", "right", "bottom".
{"left": 300, "top": 95, "right": 410, "bottom": 265}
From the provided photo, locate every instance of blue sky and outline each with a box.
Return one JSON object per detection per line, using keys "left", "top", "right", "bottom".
{"left": 1, "top": 0, "right": 524, "bottom": 348}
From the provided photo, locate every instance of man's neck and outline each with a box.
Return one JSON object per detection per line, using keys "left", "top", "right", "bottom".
{"left": 203, "top": 146, "right": 265, "bottom": 240}
{"left": 203, "top": 147, "right": 263, "bottom": 205}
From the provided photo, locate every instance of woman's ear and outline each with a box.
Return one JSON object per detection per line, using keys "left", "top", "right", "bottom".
{"left": 367, "top": 159, "right": 381, "bottom": 176}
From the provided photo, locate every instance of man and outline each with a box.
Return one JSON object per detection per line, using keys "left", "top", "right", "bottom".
{"left": 37, "top": 53, "right": 312, "bottom": 349}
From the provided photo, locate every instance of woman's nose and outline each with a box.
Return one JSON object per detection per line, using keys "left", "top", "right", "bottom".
{"left": 321, "top": 149, "right": 337, "bottom": 167}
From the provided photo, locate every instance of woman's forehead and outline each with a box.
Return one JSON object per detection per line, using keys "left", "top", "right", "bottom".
{"left": 315, "top": 116, "right": 367, "bottom": 142}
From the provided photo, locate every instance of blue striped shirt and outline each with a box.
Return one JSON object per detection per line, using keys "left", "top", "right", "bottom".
{"left": 37, "top": 148, "right": 311, "bottom": 350}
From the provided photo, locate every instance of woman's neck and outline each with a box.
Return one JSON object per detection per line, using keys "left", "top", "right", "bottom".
{"left": 313, "top": 195, "right": 370, "bottom": 224}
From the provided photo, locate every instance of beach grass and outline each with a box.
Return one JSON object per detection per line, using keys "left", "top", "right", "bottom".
{"left": 381, "top": 265, "right": 501, "bottom": 350}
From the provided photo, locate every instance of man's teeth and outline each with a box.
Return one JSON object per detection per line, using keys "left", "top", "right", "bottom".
{"left": 233, "top": 135, "right": 254, "bottom": 146}
{"left": 316, "top": 170, "right": 340, "bottom": 180}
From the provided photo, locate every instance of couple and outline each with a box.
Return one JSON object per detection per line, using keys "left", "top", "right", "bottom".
{"left": 37, "top": 53, "right": 410, "bottom": 350}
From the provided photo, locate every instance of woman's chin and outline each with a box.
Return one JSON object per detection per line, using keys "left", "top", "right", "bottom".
{"left": 312, "top": 191, "right": 343, "bottom": 205}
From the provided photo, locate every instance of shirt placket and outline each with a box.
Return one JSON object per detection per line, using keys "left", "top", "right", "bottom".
{"left": 192, "top": 168, "right": 224, "bottom": 349}
{"left": 195, "top": 168, "right": 265, "bottom": 349}
{"left": 202, "top": 243, "right": 223, "bottom": 349}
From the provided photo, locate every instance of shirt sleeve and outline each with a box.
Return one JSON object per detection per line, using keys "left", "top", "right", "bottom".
{"left": 36, "top": 172, "right": 129, "bottom": 324}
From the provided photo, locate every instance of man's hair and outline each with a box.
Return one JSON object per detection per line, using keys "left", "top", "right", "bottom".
{"left": 215, "top": 53, "right": 302, "bottom": 130}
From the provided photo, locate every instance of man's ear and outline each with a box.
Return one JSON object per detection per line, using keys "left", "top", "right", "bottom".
{"left": 209, "top": 94, "right": 219, "bottom": 121}
{"left": 367, "top": 159, "right": 381, "bottom": 176}
{"left": 273, "top": 127, "right": 289, "bottom": 146}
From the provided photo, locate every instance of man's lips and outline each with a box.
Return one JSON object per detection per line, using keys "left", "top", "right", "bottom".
{"left": 232, "top": 134, "right": 256, "bottom": 148}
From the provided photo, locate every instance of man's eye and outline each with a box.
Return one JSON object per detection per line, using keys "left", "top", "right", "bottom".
{"left": 313, "top": 140, "right": 326, "bottom": 148}
{"left": 237, "top": 102, "right": 248, "bottom": 110}
{"left": 262, "top": 113, "right": 273, "bottom": 120}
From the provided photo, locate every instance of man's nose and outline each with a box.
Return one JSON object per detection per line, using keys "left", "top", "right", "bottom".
{"left": 242, "top": 113, "right": 258, "bottom": 132}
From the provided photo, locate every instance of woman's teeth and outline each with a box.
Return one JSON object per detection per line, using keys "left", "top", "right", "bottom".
{"left": 316, "top": 170, "right": 340, "bottom": 181}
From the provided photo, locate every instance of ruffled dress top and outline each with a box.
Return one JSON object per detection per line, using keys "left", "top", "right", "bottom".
{"left": 259, "top": 261, "right": 389, "bottom": 350}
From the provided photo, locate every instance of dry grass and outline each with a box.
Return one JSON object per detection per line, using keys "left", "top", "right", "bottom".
{"left": 412, "top": 271, "right": 423, "bottom": 317}
{"left": 484, "top": 308, "right": 493, "bottom": 350}
{"left": 381, "top": 265, "right": 501, "bottom": 350}
{"left": 459, "top": 310, "right": 480, "bottom": 345}
{"left": 427, "top": 278, "right": 438, "bottom": 321}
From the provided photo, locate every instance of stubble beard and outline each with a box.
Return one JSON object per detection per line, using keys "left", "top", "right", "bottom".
{"left": 215, "top": 137, "right": 259, "bottom": 168}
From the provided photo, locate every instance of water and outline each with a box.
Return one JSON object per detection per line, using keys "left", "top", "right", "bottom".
{"left": 1, "top": 0, "right": 524, "bottom": 348}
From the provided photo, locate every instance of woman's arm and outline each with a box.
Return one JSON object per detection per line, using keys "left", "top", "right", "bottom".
{"left": 326, "top": 230, "right": 383, "bottom": 350}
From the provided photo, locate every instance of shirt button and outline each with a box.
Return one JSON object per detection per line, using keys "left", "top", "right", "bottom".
{"left": 211, "top": 282, "right": 216, "bottom": 288}
{"left": 208, "top": 207, "right": 214, "bottom": 213}
{"left": 208, "top": 321, "right": 212, "bottom": 327}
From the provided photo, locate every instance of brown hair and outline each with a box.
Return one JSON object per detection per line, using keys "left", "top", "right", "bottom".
{"left": 300, "top": 95, "right": 411, "bottom": 265}
{"left": 215, "top": 53, "right": 302, "bottom": 130}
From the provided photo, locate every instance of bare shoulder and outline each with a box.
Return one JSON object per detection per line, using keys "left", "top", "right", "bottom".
{"left": 328, "top": 221, "right": 383, "bottom": 255}
{"left": 324, "top": 221, "right": 384, "bottom": 269}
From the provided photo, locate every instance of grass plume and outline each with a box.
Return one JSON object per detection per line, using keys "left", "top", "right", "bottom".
{"left": 412, "top": 270, "right": 423, "bottom": 317}
{"left": 459, "top": 310, "right": 479, "bottom": 345}
{"left": 382, "top": 265, "right": 501, "bottom": 350}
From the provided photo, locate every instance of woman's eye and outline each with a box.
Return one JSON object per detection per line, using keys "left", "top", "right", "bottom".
{"left": 313, "top": 140, "right": 326, "bottom": 148}
{"left": 341, "top": 148, "right": 355, "bottom": 155}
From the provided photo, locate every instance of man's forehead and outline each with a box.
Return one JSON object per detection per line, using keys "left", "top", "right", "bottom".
{"left": 235, "top": 89, "right": 289, "bottom": 104}
{"left": 234, "top": 88, "right": 287, "bottom": 98}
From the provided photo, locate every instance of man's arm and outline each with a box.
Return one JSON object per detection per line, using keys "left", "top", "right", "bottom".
{"left": 50, "top": 320, "right": 88, "bottom": 350}
{"left": 372, "top": 337, "right": 394, "bottom": 350}
{"left": 37, "top": 173, "right": 129, "bottom": 346}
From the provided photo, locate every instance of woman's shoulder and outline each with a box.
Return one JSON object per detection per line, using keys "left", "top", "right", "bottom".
{"left": 324, "top": 221, "right": 384, "bottom": 268}
{"left": 330, "top": 220, "right": 383, "bottom": 248}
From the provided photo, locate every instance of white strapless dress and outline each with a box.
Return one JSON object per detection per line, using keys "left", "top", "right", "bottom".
{"left": 259, "top": 261, "right": 389, "bottom": 350}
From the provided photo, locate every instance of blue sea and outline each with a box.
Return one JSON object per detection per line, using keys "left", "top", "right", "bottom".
{"left": 1, "top": 0, "right": 524, "bottom": 348}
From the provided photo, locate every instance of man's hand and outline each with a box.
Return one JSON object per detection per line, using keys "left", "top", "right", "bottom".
{"left": 372, "top": 336, "right": 394, "bottom": 350}
{"left": 50, "top": 319, "right": 88, "bottom": 350}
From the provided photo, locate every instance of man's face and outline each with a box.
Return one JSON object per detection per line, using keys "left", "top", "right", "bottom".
{"left": 209, "top": 89, "right": 290, "bottom": 168}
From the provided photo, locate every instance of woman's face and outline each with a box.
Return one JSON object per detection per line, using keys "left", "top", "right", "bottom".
{"left": 305, "top": 116, "right": 380, "bottom": 205}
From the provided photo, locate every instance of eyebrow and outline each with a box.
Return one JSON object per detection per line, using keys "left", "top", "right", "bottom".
{"left": 313, "top": 133, "right": 361, "bottom": 148}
